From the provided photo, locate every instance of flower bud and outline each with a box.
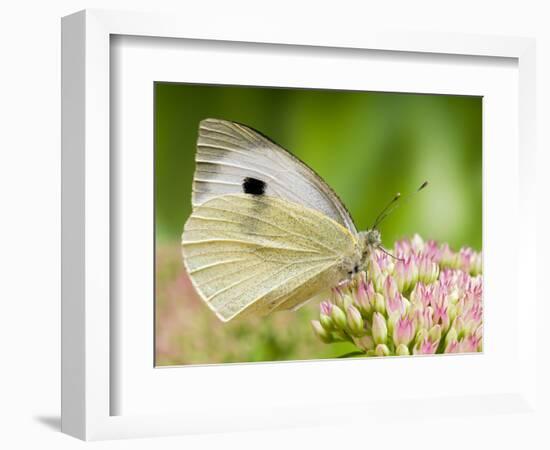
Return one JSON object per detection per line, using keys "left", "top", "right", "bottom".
{"left": 439, "top": 243, "right": 453, "bottom": 268}
{"left": 471, "top": 253, "right": 482, "bottom": 276}
{"left": 463, "top": 317, "right": 480, "bottom": 336}
{"left": 374, "top": 293, "right": 386, "bottom": 314}
{"left": 444, "top": 327, "right": 459, "bottom": 353}
{"left": 394, "top": 257, "right": 418, "bottom": 293}
{"left": 411, "top": 234, "right": 424, "bottom": 252}
{"left": 424, "top": 306, "right": 434, "bottom": 329}
{"left": 346, "top": 304, "right": 364, "bottom": 336}
{"left": 393, "top": 316, "right": 415, "bottom": 347}
{"left": 319, "top": 301, "right": 334, "bottom": 330}
{"left": 386, "top": 292, "right": 404, "bottom": 315}
{"left": 375, "top": 252, "right": 392, "bottom": 273}
{"left": 375, "top": 344, "right": 390, "bottom": 356}
{"left": 409, "top": 283, "right": 421, "bottom": 305}
{"left": 441, "top": 313, "right": 451, "bottom": 332}
{"left": 418, "top": 257, "right": 439, "bottom": 284}
{"left": 451, "top": 253, "right": 461, "bottom": 269}
{"left": 444, "top": 339, "right": 459, "bottom": 353}
{"left": 445, "top": 327, "right": 458, "bottom": 347}
{"left": 368, "top": 258, "right": 384, "bottom": 292}
{"left": 447, "top": 303, "right": 457, "bottom": 322}
{"left": 386, "top": 310, "right": 399, "bottom": 337}
{"left": 372, "top": 312, "right": 388, "bottom": 345}
{"left": 474, "top": 324, "right": 483, "bottom": 340}
{"left": 331, "top": 287, "right": 345, "bottom": 309}
{"left": 331, "top": 304, "right": 348, "bottom": 330}
{"left": 396, "top": 344, "right": 410, "bottom": 356}
{"left": 343, "top": 294, "right": 354, "bottom": 309}
{"left": 365, "top": 280, "right": 376, "bottom": 302}
{"left": 432, "top": 300, "right": 447, "bottom": 323}
{"left": 355, "top": 280, "right": 370, "bottom": 313}
{"left": 401, "top": 297, "right": 411, "bottom": 314}
{"left": 353, "top": 335, "right": 374, "bottom": 352}
{"left": 447, "top": 289, "right": 460, "bottom": 304}
{"left": 414, "top": 329, "right": 428, "bottom": 346}
{"left": 320, "top": 313, "right": 333, "bottom": 331}
{"left": 454, "top": 316, "right": 465, "bottom": 338}
{"left": 311, "top": 320, "right": 332, "bottom": 343}
{"left": 394, "top": 260, "right": 407, "bottom": 293}
{"left": 410, "top": 307, "right": 423, "bottom": 331}
{"left": 460, "top": 335, "right": 481, "bottom": 353}
{"left": 428, "top": 324, "right": 442, "bottom": 343}
{"left": 413, "top": 336, "right": 438, "bottom": 355}
{"left": 459, "top": 247, "right": 474, "bottom": 273}
{"left": 320, "top": 301, "right": 332, "bottom": 315}
{"left": 384, "top": 275, "right": 399, "bottom": 300}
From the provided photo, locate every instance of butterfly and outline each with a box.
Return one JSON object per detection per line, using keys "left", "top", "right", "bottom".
{"left": 181, "top": 118, "right": 426, "bottom": 322}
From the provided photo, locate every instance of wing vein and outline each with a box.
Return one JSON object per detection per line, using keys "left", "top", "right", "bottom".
{"left": 199, "top": 125, "right": 242, "bottom": 139}
{"left": 195, "top": 158, "right": 323, "bottom": 212}
{"left": 201, "top": 201, "right": 339, "bottom": 254}
{"left": 215, "top": 259, "right": 332, "bottom": 309}
{"left": 183, "top": 237, "right": 320, "bottom": 254}
{"left": 191, "top": 260, "right": 260, "bottom": 286}
{"left": 188, "top": 258, "right": 251, "bottom": 275}
{"left": 193, "top": 178, "right": 241, "bottom": 186}
{"left": 265, "top": 262, "right": 335, "bottom": 313}
{"left": 198, "top": 143, "right": 251, "bottom": 155}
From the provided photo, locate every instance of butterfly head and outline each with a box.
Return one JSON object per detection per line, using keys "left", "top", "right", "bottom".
{"left": 363, "top": 228, "right": 381, "bottom": 247}
{"left": 357, "top": 229, "right": 382, "bottom": 267}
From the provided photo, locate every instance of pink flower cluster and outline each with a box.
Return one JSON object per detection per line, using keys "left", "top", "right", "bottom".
{"left": 311, "top": 235, "right": 483, "bottom": 357}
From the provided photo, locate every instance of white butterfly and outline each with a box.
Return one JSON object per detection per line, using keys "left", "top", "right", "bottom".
{"left": 182, "top": 118, "right": 424, "bottom": 322}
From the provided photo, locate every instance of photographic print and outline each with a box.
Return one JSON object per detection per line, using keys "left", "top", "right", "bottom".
{"left": 155, "top": 83, "right": 482, "bottom": 366}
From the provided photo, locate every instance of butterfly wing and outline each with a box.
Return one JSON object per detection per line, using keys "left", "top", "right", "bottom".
{"left": 192, "top": 118, "right": 358, "bottom": 234}
{"left": 182, "top": 194, "right": 357, "bottom": 322}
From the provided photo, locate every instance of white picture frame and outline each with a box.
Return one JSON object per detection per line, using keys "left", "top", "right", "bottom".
{"left": 61, "top": 9, "right": 539, "bottom": 441}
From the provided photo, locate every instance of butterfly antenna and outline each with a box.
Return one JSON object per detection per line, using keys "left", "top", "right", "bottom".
{"left": 372, "top": 181, "right": 428, "bottom": 229}
{"left": 371, "top": 192, "right": 401, "bottom": 229}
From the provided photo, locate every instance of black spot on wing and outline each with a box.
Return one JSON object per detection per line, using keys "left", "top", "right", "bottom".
{"left": 242, "top": 177, "right": 266, "bottom": 195}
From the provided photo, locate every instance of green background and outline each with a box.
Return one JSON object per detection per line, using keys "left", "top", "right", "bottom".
{"left": 154, "top": 83, "right": 482, "bottom": 366}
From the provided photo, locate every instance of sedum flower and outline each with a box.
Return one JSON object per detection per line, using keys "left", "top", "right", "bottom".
{"left": 346, "top": 304, "right": 365, "bottom": 335}
{"left": 375, "top": 344, "right": 390, "bottom": 356}
{"left": 372, "top": 312, "right": 388, "bottom": 345}
{"left": 394, "top": 257, "right": 418, "bottom": 292}
{"left": 311, "top": 320, "right": 332, "bottom": 343}
{"left": 393, "top": 316, "right": 415, "bottom": 347}
{"left": 319, "top": 301, "right": 334, "bottom": 330}
{"left": 312, "top": 235, "right": 483, "bottom": 357}
{"left": 396, "top": 344, "right": 410, "bottom": 356}
{"left": 330, "top": 304, "right": 348, "bottom": 330}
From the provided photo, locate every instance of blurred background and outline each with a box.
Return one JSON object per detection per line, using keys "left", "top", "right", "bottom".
{"left": 155, "top": 83, "right": 482, "bottom": 366}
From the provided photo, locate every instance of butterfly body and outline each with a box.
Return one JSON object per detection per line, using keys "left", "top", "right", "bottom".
{"left": 182, "top": 118, "right": 382, "bottom": 322}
